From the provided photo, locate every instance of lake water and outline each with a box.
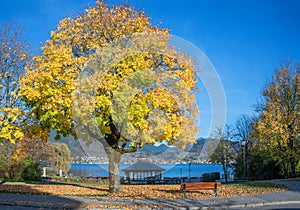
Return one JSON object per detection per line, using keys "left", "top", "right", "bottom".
{"left": 69, "top": 163, "right": 233, "bottom": 180}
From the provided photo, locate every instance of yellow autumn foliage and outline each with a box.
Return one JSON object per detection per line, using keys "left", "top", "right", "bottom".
{"left": 252, "top": 62, "right": 299, "bottom": 175}
{"left": 20, "top": 1, "right": 199, "bottom": 152}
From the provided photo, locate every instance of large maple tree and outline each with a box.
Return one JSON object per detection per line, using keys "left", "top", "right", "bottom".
{"left": 20, "top": 1, "right": 199, "bottom": 192}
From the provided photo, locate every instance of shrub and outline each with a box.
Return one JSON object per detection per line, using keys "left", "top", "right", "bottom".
{"left": 13, "top": 158, "right": 41, "bottom": 181}
{"left": 202, "top": 172, "right": 220, "bottom": 182}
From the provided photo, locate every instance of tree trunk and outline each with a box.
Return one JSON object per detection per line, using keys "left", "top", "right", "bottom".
{"left": 290, "top": 157, "right": 295, "bottom": 177}
{"left": 105, "top": 146, "right": 122, "bottom": 193}
{"left": 223, "top": 165, "right": 228, "bottom": 183}
{"left": 288, "top": 136, "right": 295, "bottom": 177}
{"left": 245, "top": 143, "right": 249, "bottom": 179}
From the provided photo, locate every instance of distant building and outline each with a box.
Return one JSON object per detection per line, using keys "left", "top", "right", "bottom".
{"left": 122, "top": 161, "right": 165, "bottom": 183}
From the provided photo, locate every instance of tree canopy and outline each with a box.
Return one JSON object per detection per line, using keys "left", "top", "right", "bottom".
{"left": 20, "top": 1, "right": 199, "bottom": 192}
{"left": 0, "top": 23, "right": 31, "bottom": 144}
{"left": 253, "top": 62, "right": 299, "bottom": 177}
{"left": 53, "top": 142, "right": 72, "bottom": 176}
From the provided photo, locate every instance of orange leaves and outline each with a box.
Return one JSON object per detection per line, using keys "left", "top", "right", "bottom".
{"left": 19, "top": 0, "right": 200, "bottom": 158}
{"left": 0, "top": 183, "right": 107, "bottom": 196}
{"left": 19, "top": 1, "right": 156, "bottom": 140}
{"left": 0, "top": 182, "right": 286, "bottom": 198}
{"left": 10, "top": 147, "right": 26, "bottom": 165}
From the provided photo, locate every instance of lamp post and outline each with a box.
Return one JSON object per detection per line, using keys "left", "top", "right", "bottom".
{"left": 180, "top": 168, "right": 182, "bottom": 183}
{"left": 188, "top": 162, "right": 191, "bottom": 182}
{"left": 241, "top": 140, "right": 246, "bottom": 180}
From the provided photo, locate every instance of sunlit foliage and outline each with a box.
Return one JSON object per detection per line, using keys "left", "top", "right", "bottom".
{"left": 20, "top": 1, "right": 199, "bottom": 192}
{"left": 253, "top": 62, "right": 300, "bottom": 177}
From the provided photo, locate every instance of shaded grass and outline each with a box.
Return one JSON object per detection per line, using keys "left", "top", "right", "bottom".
{"left": 228, "top": 181, "right": 288, "bottom": 189}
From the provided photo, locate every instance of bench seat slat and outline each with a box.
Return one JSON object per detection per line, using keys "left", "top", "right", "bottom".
{"left": 180, "top": 182, "right": 221, "bottom": 198}
{"left": 180, "top": 182, "right": 221, "bottom": 191}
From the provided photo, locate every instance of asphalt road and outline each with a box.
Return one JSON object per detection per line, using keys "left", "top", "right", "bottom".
{"left": 242, "top": 203, "right": 300, "bottom": 210}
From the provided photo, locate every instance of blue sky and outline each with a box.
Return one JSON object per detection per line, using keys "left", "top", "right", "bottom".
{"left": 1, "top": 0, "right": 300, "bottom": 138}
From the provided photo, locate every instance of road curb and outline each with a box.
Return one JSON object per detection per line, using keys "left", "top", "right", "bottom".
{"left": 2, "top": 200, "right": 300, "bottom": 210}
{"left": 0, "top": 201, "right": 87, "bottom": 210}
{"left": 207, "top": 200, "right": 300, "bottom": 209}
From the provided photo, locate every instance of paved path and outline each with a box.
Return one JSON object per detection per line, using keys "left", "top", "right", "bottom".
{"left": 0, "top": 180, "right": 299, "bottom": 209}
{"left": 271, "top": 179, "right": 300, "bottom": 191}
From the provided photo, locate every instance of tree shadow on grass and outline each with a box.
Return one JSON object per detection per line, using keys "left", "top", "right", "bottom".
{"left": 0, "top": 180, "right": 110, "bottom": 209}
{"left": 157, "top": 188, "right": 215, "bottom": 198}
{"left": 0, "top": 189, "right": 83, "bottom": 209}
{"left": 156, "top": 188, "right": 181, "bottom": 194}
{"left": 2, "top": 179, "right": 110, "bottom": 194}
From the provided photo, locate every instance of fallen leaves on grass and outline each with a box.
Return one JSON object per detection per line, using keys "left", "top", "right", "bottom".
{"left": 0, "top": 184, "right": 108, "bottom": 196}
{"left": 0, "top": 182, "right": 287, "bottom": 199}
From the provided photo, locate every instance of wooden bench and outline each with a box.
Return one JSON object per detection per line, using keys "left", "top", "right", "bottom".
{"left": 180, "top": 182, "right": 221, "bottom": 198}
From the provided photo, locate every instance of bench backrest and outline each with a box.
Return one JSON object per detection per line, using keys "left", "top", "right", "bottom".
{"left": 180, "top": 182, "right": 221, "bottom": 190}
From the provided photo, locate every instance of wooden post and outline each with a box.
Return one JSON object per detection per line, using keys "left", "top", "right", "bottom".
{"left": 214, "top": 182, "right": 218, "bottom": 197}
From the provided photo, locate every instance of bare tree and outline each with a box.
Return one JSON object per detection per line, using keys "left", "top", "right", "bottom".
{"left": 53, "top": 143, "right": 71, "bottom": 176}
{"left": 235, "top": 114, "right": 253, "bottom": 143}
{"left": 0, "top": 22, "right": 31, "bottom": 144}
{"left": 209, "top": 125, "right": 235, "bottom": 183}
{"left": 234, "top": 114, "right": 254, "bottom": 178}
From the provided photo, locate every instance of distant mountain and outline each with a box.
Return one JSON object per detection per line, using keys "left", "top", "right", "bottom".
{"left": 47, "top": 131, "right": 240, "bottom": 164}
{"left": 48, "top": 130, "right": 86, "bottom": 158}
{"left": 140, "top": 143, "right": 171, "bottom": 155}
{"left": 186, "top": 137, "right": 207, "bottom": 153}
{"left": 139, "top": 138, "right": 208, "bottom": 155}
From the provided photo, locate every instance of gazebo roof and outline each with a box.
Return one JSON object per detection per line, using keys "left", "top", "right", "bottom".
{"left": 122, "top": 161, "right": 165, "bottom": 172}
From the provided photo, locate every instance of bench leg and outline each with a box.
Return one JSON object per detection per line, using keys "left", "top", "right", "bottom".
{"left": 214, "top": 182, "right": 218, "bottom": 197}
{"left": 183, "top": 183, "right": 186, "bottom": 198}
{"left": 214, "top": 189, "right": 218, "bottom": 197}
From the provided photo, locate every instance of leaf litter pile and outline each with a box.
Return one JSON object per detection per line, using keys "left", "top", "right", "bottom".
{"left": 0, "top": 182, "right": 287, "bottom": 198}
